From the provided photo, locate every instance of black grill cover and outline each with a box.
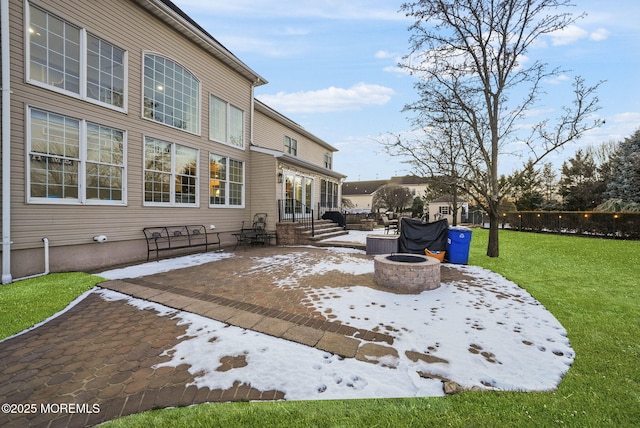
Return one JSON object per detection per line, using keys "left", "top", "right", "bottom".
{"left": 398, "top": 218, "right": 449, "bottom": 254}
{"left": 321, "top": 211, "right": 346, "bottom": 228}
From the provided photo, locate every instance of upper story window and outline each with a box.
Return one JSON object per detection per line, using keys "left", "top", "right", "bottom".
{"left": 284, "top": 136, "right": 297, "bottom": 156}
{"left": 210, "top": 96, "right": 244, "bottom": 148}
{"left": 27, "top": 4, "right": 126, "bottom": 110}
{"left": 87, "top": 34, "right": 125, "bottom": 107}
{"left": 143, "top": 54, "right": 200, "bottom": 134}
{"left": 28, "top": 107, "right": 126, "bottom": 204}
{"left": 324, "top": 153, "right": 332, "bottom": 169}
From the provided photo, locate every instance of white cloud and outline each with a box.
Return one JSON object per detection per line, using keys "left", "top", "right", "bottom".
{"left": 590, "top": 27, "right": 610, "bottom": 41}
{"left": 257, "top": 83, "right": 396, "bottom": 113}
{"left": 549, "top": 24, "right": 589, "bottom": 46}
{"left": 547, "top": 25, "right": 609, "bottom": 46}
{"left": 546, "top": 74, "right": 570, "bottom": 85}
{"left": 375, "top": 50, "right": 396, "bottom": 59}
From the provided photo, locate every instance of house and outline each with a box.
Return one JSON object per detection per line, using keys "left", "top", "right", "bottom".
{"left": 341, "top": 180, "right": 387, "bottom": 213}
{"left": 342, "top": 176, "right": 431, "bottom": 213}
{"left": 427, "top": 196, "right": 468, "bottom": 225}
{"left": 250, "top": 100, "right": 345, "bottom": 230}
{"left": 0, "top": 0, "right": 344, "bottom": 282}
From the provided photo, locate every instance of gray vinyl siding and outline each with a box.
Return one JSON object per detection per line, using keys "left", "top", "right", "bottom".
{"left": 7, "top": 0, "right": 255, "bottom": 251}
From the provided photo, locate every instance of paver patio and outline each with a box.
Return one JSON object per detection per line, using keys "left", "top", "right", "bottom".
{"left": 0, "top": 245, "right": 529, "bottom": 427}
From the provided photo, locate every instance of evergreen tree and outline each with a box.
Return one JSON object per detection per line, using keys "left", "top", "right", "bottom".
{"left": 507, "top": 160, "right": 544, "bottom": 211}
{"left": 604, "top": 129, "right": 640, "bottom": 204}
{"left": 559, "top": 150, "right": 606, "bottom": 210}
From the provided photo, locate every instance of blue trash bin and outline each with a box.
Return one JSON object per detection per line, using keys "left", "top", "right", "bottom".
{"left": 447, "top": 226, "right": 473, "bottom": 264}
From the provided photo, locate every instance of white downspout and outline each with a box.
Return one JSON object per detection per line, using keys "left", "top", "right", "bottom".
{"left": 14, "top": 238, "right": 50, "bottom": 282}
{"left": 1, "top": 0, "right": 13, "bottom": 284}
{"left": 250, "top": 82, "right": 256, "bottom": 146}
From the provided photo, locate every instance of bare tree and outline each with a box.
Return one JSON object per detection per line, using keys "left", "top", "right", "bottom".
{"left": 388, "top": 0, "right": 603, "bottom": 257}
{"left": 372, "top": 184, "right": 414, "bottom": 213}
{"left": 381, "top": 121, "right": 472, "bottom": 225}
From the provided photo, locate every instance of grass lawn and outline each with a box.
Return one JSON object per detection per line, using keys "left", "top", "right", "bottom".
{"left": 2, "top": 230, "right": 639, "bottom": 427}
{"left": 0, "top": 272, "right": 102, "bottom": 339}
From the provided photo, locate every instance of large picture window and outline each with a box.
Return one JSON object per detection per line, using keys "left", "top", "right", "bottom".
{"left": 28, "top": 108, "right": 125, "bottom": 204}
{"left": 144, "top": 137, "right": 198, "bottom": 206}
{"left": 210, "top": 96, "right": 244, "bottom": 148}
{"left": 27, "top": 3, "right": 126, "bottom": 110}
{"left": 143, "top": 54, "right": 200, "bottom": 133}
{"left": 209, "top": 154, "right": 244, "bottom": 207}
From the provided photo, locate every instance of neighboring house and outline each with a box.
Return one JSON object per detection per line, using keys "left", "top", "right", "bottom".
{"left": 427, "top": 196, "right": 468, "bottom": 225}
{"left": 341, "top": 180, "right": 387, "bottom": 213}
{"left": 0, "top": 0, "right": 344, "bottom": 281}
{"left": 342, "top": 176, "right": 431, "bottom": 213}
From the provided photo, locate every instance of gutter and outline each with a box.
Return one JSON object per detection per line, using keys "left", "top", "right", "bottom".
{"left": 1, "top": 0, "right": 12, "bottom": 284}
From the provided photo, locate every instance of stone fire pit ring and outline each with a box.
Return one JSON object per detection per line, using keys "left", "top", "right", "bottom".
{"left": 374, "top": 253, "right": 441, "bottom": 293}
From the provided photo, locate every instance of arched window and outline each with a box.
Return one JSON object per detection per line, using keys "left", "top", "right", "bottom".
{"left": 143, "top": 54, "right": 200, "bottom": 133}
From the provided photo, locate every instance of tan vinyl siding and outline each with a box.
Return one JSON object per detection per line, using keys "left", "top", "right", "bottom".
{"left": 254, "top": 109, "right": 335, "bottom": 169}
{"left": 249, "top": 152, "right": 278, "bottom": 229}
{"left": 8, "top": 0, "right": 254, "bottom": 252}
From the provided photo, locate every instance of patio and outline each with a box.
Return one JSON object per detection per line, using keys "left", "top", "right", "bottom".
{"left": 0, "top": 233, "right": 574, "bottom": 427}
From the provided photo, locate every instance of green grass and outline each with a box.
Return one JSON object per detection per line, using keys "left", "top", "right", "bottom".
{"left": 0, "top": 272, "right": 103, "bottom": 339}
{"left": 2, "top": 231, "right": 639, "bottom": 427}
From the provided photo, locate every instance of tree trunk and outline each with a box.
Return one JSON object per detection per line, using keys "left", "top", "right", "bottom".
{"left": 487, "top": 210, "right": 500, "bottom": 257}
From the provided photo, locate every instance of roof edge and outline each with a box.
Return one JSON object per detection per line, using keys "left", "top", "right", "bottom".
{"left": 140, "top": 0, "right": 267, "bottom": 86}
{"left": 254, "top": 99, "right": 338, "bottom": 152}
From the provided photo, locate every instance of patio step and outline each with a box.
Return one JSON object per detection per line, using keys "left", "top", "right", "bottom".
{"left": 308, "top": 229, "right": 350, "bottom": 242}
{"left": 295, "top": 220, "right": 349, "bottom": 243}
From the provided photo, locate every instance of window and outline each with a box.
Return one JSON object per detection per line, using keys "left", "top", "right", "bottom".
{"left": 210, "top": 96, "right": 244, "bottom": 148}
{"left": 209, "top": 154, "right": 244, "bottom": 207}
{"left": 27, "top": 4, "right": 126, "bottom": 110}
{"left": 324, "top": 153, "right": 332, "bottom": 169}
{"left": 320, "top": 179, "right": 339, "bottom": 209}
{"left": 144, "top": 54, "right": 199, "bottom": 133}
{"left": 144, "top": 137, "right": 198, "bottom": 206}
{"left": 284, "top": 136, "right": 297, "bottom": 156}
{"left": 86, "top": 34, "right": 125, "bottom": 107}
{"left": 439, "top": 206, "right": 450, "bottom": 215}
{"left": 28, "top": 108, "right": 125, "bottom": 204}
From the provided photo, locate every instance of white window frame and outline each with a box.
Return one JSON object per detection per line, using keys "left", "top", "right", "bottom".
{"left": 209, "top": 95, "right": 245, "bottom": 149}
{"left": 209, "top": 154, "right": 245, "bottom": 208}
{"left": 143, "top": 137, "right": 200, "bottom": 207}
{"left": 142, "top": 53, "right": 201, "bottom": 134}
{"left": 284, "top": 136, "right": 297, "bottom": 156}
{"left": 26, "top": 106, "right": 127, "bottom": 205}
{"left": 324, "top": 153, "right": 332, "bottom": 169}
{"left": 439, "top": 205, "right": 450, "bottom": 215}
{"left": 25, "top": 3, "right": 128, "bottom": 113}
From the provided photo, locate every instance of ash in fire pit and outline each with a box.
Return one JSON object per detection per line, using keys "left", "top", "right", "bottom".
{"left": 374, "top": 253, "right": 440, "bottom": 293}
{"left": 386, "top": 254, "right": 425, "bottom": 263}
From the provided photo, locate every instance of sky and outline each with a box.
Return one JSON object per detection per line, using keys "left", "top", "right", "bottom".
{"left": 173, "top": 0, "right": 640, "bottom": 181}
{"left": 94, "top": 232, "right": 574, "bottom": 399}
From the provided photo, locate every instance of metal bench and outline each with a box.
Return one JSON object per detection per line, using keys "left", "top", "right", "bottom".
{"left": 143, "top": 225, "right": 221, "bottom": 261}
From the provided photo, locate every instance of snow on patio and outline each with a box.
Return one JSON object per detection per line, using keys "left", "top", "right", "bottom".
{"left": 97, "top": 230, "right": 574, "bottom": 400}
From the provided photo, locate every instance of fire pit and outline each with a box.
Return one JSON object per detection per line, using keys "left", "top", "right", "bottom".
{"left": 374, "top": 253, "right": 441, "bottom": 293}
